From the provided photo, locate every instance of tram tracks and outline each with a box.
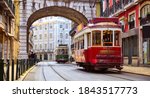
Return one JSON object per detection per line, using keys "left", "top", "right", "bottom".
{"left": 23, "top": 62, "right": 148, "bottom": 81}
{"left": 103, "top": 73, "right": 134, "bottom": 81}
{"left": 41, "top": 64, "right": 69, "bottom": 81}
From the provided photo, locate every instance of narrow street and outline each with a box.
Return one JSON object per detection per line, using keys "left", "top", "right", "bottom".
{"left": 23, "top": 61, "right": 150, "bottom": 81}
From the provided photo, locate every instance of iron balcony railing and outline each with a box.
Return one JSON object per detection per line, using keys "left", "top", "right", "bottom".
{"left": 123, "top": 0, "right": 134, "bottom": 6}
{"left": 4, "top": 0, "right": 15, "bottom": 15}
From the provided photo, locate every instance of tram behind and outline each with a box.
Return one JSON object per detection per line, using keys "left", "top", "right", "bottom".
{"left": 55, "top": 44, "right": 69, "bottom": 63}
{"left": 73, "top": 17, "right": 123, "bottom": 71}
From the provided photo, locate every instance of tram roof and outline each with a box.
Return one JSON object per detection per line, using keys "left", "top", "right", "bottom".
{"left": 89, "top": 17, "right": 119, "bottom": 24}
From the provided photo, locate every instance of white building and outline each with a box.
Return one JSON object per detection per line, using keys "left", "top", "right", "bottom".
{"left": 32, "top": 16, "right": 72, "bottom": 61}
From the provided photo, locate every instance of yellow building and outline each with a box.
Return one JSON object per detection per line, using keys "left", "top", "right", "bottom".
{"left": 0, "top": 0, "right": 20, "bottom": 81}
{"left": 0, "top": 0, "right": 15, "bottom": 61}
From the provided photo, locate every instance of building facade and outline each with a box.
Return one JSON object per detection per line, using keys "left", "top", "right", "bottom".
{"left": 32, "top": 17, "right": 72, "bottom": 61}
{"left": 0, "top": 0, "right": 16, "bottom": 61}
{"left": 102, "top": 0, "right": 150, "bottom": 65}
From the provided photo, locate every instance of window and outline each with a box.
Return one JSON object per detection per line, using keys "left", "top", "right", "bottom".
{"left": 60, "top": 24, "right": 62, "bottom": 28}
{"left": 45, "top": 25, "right": 47, "bottom": 30}
{"left": 49, "top": 33, "right": 52, "bottom": 39}
{"left": 114, "top": 31, "right": 120, "bottom": 46}
{"left": 79, "top": 36, "right": 84, "bottom": 49}
{"left": 34, "top": 35, "right": 37, "bottom": 40}
{"left": 45, "top": 44, "right": 47, "bottom": 50}
{"left": 92, "top": 30, "right": 101, "bottom": 45}
{"left": 87, "top": 33, "right": 91, "bottom": 47}
{"left": 40, "top": 25, "right": 42, "bottom": 30}
{"left": 120, "top": 19, "right": 125, "bottom": 32}
{"left": 103, "top": 30, "right": 113, "bottom": 46}
{"left": 129, "top": 13, "right": 135, "bottom": 22}
{"left": 40, "top": 44, "right": 42, "bottom": 50}
{"left": 50, "top": 43, "right": 52, "bottom": 49}
{"left": 140, "top": 4, "right": 150, "bottom": 18}
{"left": 44, "top": 34, "right": 47, "bottom": 39}
{"left": 66, "top": 34, "right": 68, "bottom": 39}
{"left": 75, "top": 39, "right": 79, "bottom": 50}
{"left": 39, "top": 34, "right": 42, "bottom": 39}
{"left": 60, "top": 33, "right": 63, "bottom": 38}
{"left": 66, "top": 24, "right": 68, "bottom": 29}
{"left": 49, "top": 24, "right": 53, "bottom": 29}
{"left": 129, "top": 13, "right": 135, "bottom": 29}
{"left": 35, "top": 44, "right": 37, "bottom": 50}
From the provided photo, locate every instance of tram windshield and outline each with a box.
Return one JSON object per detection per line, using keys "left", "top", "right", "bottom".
{"left": 56, "top": 48, "right": 68, "bottom": 55}
{"left": 92, "top": 30, "right": 101, "bottom": 46}
{"left": 103, "top": 30, "right": 113, "bottom": 46}
{"left": 90, "top": 30, "right": 121, "bottom": 47}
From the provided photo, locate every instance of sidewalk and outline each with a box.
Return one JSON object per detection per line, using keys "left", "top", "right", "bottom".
{"left": 122, "top": 65, "right": 150, "bottom": 76}
{"left": 72, "top": 62, "right": 150, "bottom": 76}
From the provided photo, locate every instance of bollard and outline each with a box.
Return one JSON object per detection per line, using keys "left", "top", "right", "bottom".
{"left": 6, "top": 59, "right": 10, "bottom": 81}
{"left": 0, "top": 59, "right": 4, "bottom": 81}
{"left": 16, "top": 59, "right": 19, "bottom": 80}
{"left": 11, "top": 59, "right": 14, "bottom": 81}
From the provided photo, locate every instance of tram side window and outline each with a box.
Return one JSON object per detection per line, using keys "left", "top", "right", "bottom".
{"left": 75, "top": 39, "right": 78, "bottom": 50}
{"left": 103, "top": 30, "right": 113, "bottom": 46}
{"left": 87, "top": 33, "right": 91, "bottom": 47}
{"left": 114, "top": 31, "right": 120, "bottom": 46}
{"left": 81, "top": 40, "right": 84, "bottom": 49}
{"left": 92, "top": 31, "right": 101, "bottom": 45}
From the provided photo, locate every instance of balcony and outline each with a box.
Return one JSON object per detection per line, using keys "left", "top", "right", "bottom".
{"left": 0, "top": 0, "right": 15, "bottom": 18}
{"left": 124, "top": 0, "right": 137, "bottom": 10}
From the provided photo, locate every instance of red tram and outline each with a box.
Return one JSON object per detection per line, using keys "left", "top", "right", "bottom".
{"left": 73, "top": 17, "right": 123, "bottom": 71}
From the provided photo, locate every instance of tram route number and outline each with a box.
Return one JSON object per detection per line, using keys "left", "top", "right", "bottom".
{"left": 78, "top": 87, "right": 138, "bottom": 95}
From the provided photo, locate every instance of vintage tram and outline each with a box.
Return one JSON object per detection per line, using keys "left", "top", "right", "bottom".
{"left": 55, "top": 44, "right": 69, "bottom": 63}
{"left": 73, "top": 17, "right": 123, "bottom": 71}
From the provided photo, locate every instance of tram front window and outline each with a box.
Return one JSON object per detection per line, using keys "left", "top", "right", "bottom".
{"left": 103, "top": 30, "right": 113, "bottom": 46}
{"left": 92, "top": 31, "right": 101, "bottom": 46}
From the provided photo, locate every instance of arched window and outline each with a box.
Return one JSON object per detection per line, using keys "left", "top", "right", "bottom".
{"left": 140, "top": 4, "right": 150, "bottom": 18}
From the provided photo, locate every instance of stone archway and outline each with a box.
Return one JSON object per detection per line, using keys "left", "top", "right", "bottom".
{"left": 27, "top": 6, "right": 88, "bottom": 54}
{"left": 27, "top": 6, "right": 88, "bottom": 31}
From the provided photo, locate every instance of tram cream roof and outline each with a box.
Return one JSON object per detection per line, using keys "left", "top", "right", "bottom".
{"left": 74, "top": 22, "right": 121, "bottom": 39}
{"left": 95, "top": 22, "right": 118, "bottom": 26}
